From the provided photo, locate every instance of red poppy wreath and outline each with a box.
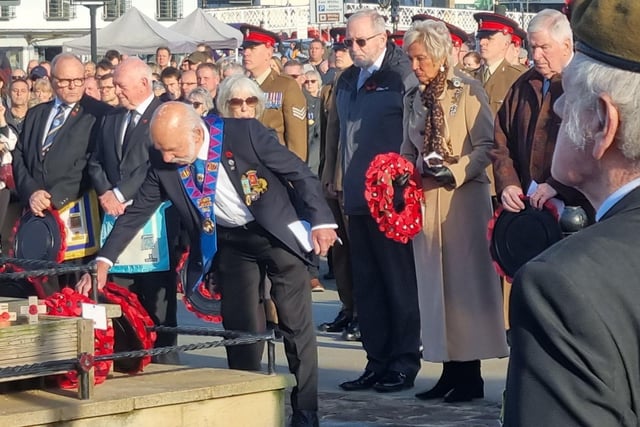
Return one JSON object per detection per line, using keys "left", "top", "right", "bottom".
{"left": 364, "top": 153, "right": 423, "bottom": 244}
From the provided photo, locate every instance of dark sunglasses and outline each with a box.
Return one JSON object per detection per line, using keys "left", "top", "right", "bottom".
{"left": 228, "top": 96, "right": 259, "bottom": 108}
{"left": 304, "top": 79, "right": 317, "bottom": 84}
{"left": 343, "top": 33, "right": 382, "bottom": 48}
{"left": 187, "top": 100, "right": 203, "bottom": 109}
{"left": 11, "top": 75, "right": 26, "bottom": 80}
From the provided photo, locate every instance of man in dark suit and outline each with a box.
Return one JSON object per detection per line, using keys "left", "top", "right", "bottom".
{"left": 504, "top": 1, "right": 640, "bottom": 425}
{"left": 12, "top": 52, "right": 110, "bottom": 247}
{"left": 88, "top": 57, "right": 179, "bottom": 360}
{"left": 78, "top": 102, "right": 338, "bottom": 427}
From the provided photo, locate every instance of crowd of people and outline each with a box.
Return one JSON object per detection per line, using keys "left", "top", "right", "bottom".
{"left": 1, "top": 0, "right": 640, "bottom": 425}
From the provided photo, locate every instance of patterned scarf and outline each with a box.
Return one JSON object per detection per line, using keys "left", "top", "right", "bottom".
{"left": 420, "top": 65, "right": 458, "bottom": 164}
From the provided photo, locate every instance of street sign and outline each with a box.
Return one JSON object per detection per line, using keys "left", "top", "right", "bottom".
{"left": 310, "top": 0, "right": 343, "bottom": 25}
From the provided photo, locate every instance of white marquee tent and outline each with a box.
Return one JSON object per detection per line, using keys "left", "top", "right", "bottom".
{"left": 169, "top": 8, "right": 243, "bottom": 50}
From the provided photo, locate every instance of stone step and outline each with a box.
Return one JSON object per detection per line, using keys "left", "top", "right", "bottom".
{"left": 0, "top": 365, "right": 294, "bottom": 427}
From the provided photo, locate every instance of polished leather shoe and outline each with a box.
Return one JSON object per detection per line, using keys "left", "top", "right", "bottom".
{"left": 290, "top": 410, "right": 319, "bottom": 427}
{"left": 443, "top": 380, "right": 484, "bottom": 403}
{"left": 341, "top": 318, "right": 361, "bottom": 341}
{"left": 339, "top": 370, "right": 382, "bottom": 391}
{"left": 373, "top": 371, "right": 414, "bottom": 393}
{"left": 318, "top": 310, "right": 351, "bottom": 332}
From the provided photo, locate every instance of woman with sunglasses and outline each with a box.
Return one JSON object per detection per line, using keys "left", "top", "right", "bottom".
{"left": 401, "top": 19, "right": 507, "bottom": 403}
{"left": 186, "top": 87, "right": 214, "bottom": 117}
{"left": 215, "top": 74, "right": 265, "bottom": 120}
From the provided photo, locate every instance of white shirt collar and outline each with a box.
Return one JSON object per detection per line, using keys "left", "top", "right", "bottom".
{"left": 595, "top": 176, "right": 640, "bottom": 221}
{"left": 132, "top": 93, "right": 155, "bottom": 117}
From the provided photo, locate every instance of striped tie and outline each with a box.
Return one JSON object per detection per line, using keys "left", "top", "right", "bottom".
{"left": 42, "top": 104, "right": 67, "bottom": 155}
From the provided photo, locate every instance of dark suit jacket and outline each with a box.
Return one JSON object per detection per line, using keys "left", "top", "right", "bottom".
{"left": 12, "top": 96, "right": 112, "bottom": 208}
{"left": 100, "top": 117, "right": 334, "bottom": 291}
{"left": 504, "top": 187, "right": 640, "bottom": 426}
{"left": 88, "top": 98, "right": 162, "bottom": 200}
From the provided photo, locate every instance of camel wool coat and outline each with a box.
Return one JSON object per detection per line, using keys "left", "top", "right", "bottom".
{"left": 401, "top": 68, "right": 508, "bottom": 362}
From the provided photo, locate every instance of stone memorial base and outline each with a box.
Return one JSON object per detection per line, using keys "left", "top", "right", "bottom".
{"left": 0, "top": 364, "right": 294, "bottom": 427}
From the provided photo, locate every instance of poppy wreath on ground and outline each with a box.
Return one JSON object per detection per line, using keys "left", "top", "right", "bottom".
{"left": 364, "top": 153, "right": 424, "bottom": 244}
{"left": 100, "top": 282, "right": 156, "bottom": 374}
{"left": 176, "top": 250, "right": 222, "bottom": 324}
{"left": 44, "top": 287, "right": 114, "bottom": 389}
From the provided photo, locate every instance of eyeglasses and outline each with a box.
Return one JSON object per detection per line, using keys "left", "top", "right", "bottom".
{"left": 228, "top": 96, "right": 259, "bottom": 108}
{"left": 188, "top": 101, "right": 203, "bottom": 109}
{"left": 11, "top": 75, "right": 26, "bottom": 80}
{"left": 53, "top": 77, "right": 85, "bottom": 88}
{"left": 343, "top": 33, "right": 382, "bottom": 48}
{"left": 304, "top": 79, "right": 318, "bottom": 84}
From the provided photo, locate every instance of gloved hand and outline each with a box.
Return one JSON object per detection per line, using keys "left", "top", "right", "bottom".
{"left": 422, "top": 163, "right": 456, "bottom": 190}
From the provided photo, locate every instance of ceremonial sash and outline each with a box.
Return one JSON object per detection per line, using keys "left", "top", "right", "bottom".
{"left": 100, "top": 201, "right": 172, "bottom": 274}
{"left": 178, "top": 116, "right": 223, "bottom": 287}
{"left": 59, "top": 190, "right": 101, "bottom": 260}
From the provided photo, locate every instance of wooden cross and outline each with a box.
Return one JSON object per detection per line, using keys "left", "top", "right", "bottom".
{"left": 20, "top": 296, "right": 47, "bottom": 324}
{"left": 0, "top": 303, "right": 16, "bottom": 324}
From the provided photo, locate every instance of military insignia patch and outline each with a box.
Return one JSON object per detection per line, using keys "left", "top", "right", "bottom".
{"left": 292, "top": 106, "right": 307, "bottom": 120}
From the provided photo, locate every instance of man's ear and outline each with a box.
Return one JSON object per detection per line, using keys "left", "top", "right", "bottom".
{"left": 592, "top": 93, "right": 619, "bottom": 160}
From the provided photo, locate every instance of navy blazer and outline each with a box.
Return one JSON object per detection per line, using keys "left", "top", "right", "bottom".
{"left": 12, "top": 95, "right": 112, "bottom": 208}
{"left": 100, "top": 117, "right": 334, "bottom": 290}
{"left": 88, "top": 98, "right": 163, "bottom": 200}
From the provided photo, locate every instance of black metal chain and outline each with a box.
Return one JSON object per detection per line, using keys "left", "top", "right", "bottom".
{"left": 0, "top": 257, "right": 96, "bottom": 280}
{"left": 149, "top": 325, "right": 275, "bottom": 340}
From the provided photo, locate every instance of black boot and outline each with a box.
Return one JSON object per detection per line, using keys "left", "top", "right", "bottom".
{"left": 318, "top": 309, "right": 351, "bottom": 332}
{"left": 443, "top": 360, "right": 484, "bottom": 403}
{"left": 415, "top": 361, "right": 458, "bottom": 400}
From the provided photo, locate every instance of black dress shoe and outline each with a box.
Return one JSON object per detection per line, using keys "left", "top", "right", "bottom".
{"left": 373, "top": 371, "right": 414, "bottom": 393}
{"left": 339, "top": 370, "right": 382, "bottom": 391}
{"left": 341, "top": 318, "right": 361, "bottom": 341}
{"left": 443, "top": 379, "right": 484, "bottom": 403}
{"left": 318, "top": 310, "right": 351, "bottom": 333}
{"left": 290, "top": 410, "right": 319, "bottom": 427}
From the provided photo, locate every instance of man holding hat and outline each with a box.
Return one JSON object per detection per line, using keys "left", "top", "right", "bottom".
{"left": 474, "top": 12, "right": 525, "bottom": 115}
{"left": 504, "top": 1, "right": 640, "bottom": 425}
{"left": 241, "top": 24, "right": 308, "bottom": 162}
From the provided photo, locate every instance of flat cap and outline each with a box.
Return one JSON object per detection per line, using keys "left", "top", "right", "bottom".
{"left": 571, "top": 0, "right": 640, "bottom": 72}
{"left": 240, "top": 24, "right": 280, "bottom": 49}
{"left": 186, "top": 51, "right": 210, "bottom": 64}
{"left": 412, "top": 14, "right": 470, "bottom": 47}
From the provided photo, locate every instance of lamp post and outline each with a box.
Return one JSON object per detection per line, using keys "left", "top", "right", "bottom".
{"left": 70, "top": 0, "right": 111, "bottom": 63}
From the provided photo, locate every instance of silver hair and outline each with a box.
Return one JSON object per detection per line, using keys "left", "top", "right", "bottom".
{"left": 215, "top": 74, "right": 266, "bottom": 118}
{"left": 527, "top": 8, "right": 573, "bottom": 46}
{"left": 562, "top": 53, "right": 640, "bottom": 160}
{"left": 348, "top": 9, "right": 387, "bottom": 35}
{"left": 220, "top": 61, "right": 245, "bottom": 77}
{"left": 51, "top": 53, "right": 82, "bottom": 73}
{"left": 403, "top": 20, "right": 452, "bottom": 64}
{"left": 187, "top": 86, "right": 214, "bottom": 114}
{"left": 304, "top": 69, "right": 323, "bottom": 93}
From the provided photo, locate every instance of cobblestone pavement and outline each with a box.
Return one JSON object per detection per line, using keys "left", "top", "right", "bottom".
{"left": 285, "top": 390, "right": 502, "bottom": 427}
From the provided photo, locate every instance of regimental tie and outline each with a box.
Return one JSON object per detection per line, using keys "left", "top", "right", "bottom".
{"left": 42, "top": 104, "right": 68, "bottom": 156}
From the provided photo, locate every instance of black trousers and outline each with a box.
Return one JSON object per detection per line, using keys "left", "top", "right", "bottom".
{"left": 347, "top": 214, "right": 421, "bottom": 379}
{"left": 215, "top": 222, "right": 318, "bottom": 412}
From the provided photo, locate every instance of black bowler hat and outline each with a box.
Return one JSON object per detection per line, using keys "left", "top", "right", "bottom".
{"left": 411, "top": 14, "right": 470, "bottom": 47}
{"left": 13, "top": 211, "right": 64, "bottom": 262}
{"left": 488, "top": 198, "right": 563, "bottom": 280}
{"left": 474, "top": 12, "right": 523, "bottom": 40}
{"left": 240, "top": 24, "right": 280, "bottom": 49}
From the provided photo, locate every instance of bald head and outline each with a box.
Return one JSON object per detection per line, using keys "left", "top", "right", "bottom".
{"left": 113, "top": 57, "right": 153, "bottom": 109}
{"left": 150, "top": 101, "right": 205, "bottom": 165}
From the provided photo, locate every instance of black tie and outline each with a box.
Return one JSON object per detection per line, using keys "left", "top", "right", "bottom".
{"left": 122, "top": 110, "right": 139, "bottom": 150}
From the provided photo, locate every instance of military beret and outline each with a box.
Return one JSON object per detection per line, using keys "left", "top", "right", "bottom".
{"left": 571, "top": 0, "right": 640, "bottom": 72}
{"left": 412, "top": 14, "right": 470, "bottom": 47}
{"left": 240, "top": 24, "right": 280, "bottom": 49}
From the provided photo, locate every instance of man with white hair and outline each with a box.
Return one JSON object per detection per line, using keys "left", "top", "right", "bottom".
{"left": 504, "top": 1, "right": 640, "bottom": 425}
